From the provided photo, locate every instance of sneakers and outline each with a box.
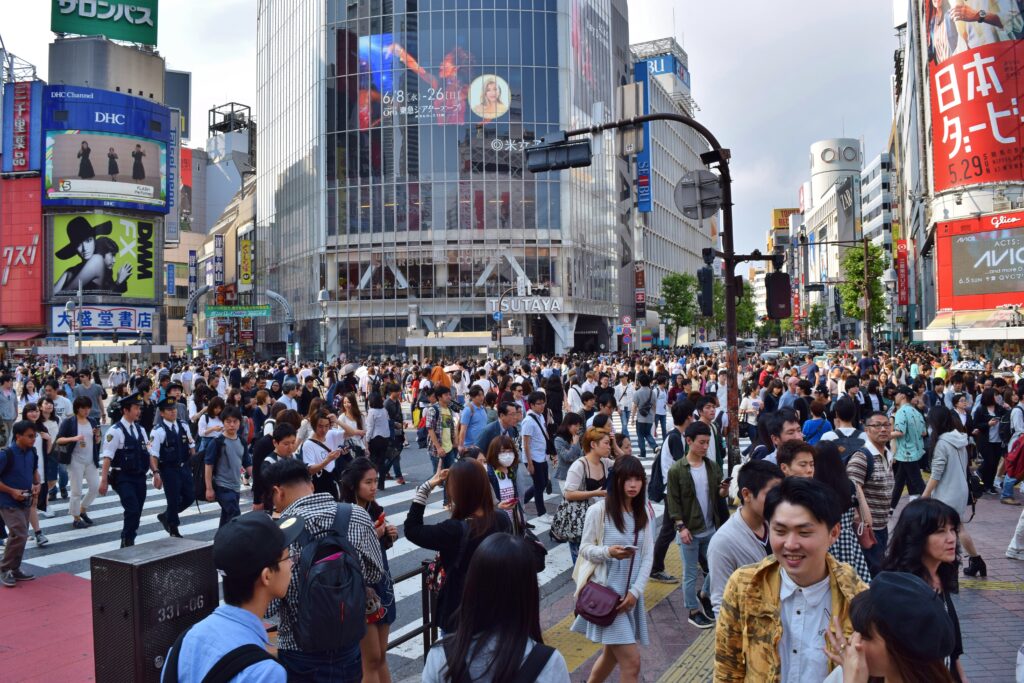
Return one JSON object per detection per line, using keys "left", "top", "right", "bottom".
{"left": 698, "top": 591, "right": 714, "bottom": 619}
{"left": 0, "top": 571, "right": 15, "bottom": 588}
{"left": 1007, "top": 549, "right": 1024, "bottom": 561}
{"left": 34, "top": 531, "right": 49, "bottom": 547}
{"left": 649, "top": 571, "right": 679, "bottom": 584}
{"left": 1001, "top": 497, "right": 1023, "bottom": 506}
{"left": 11, "top": 569, "right": 35, "bottom": 582}
{"left": 72, "top": 519, "right": 89, "bottom": 530}
{"left": 79, "top": 511, "right": 94, "bottom": 526}
{"left": 40, "top": 508, "right": 54, "bottom": 519}
{"left": 688, "top": 610, "right": 714, "bottom": 629}
{"left": 60, "top": 487, "right": 68, "bottom": 500}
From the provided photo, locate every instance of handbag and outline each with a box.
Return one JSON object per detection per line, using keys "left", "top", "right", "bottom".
{"left": 855, "top": 520, "right": 877, "bottom": 550}
{"left": 575, "top": 527, "right": 639, "bottom": 627}
{"left": 52, "top": 439, "right": 73, "bottom": 466}
{"left": 550, "top": 459, "right": 599, "bottom": 544}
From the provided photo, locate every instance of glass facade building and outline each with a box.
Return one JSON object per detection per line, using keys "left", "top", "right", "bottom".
{"left": 256, "top": 0, "right": 626, "bottom": 357}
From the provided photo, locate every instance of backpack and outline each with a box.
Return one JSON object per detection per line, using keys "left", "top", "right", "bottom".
{"left": 749, "top": 444, "right": 772, "bottom": 461}
{"left": 843, "top": 446, "right": 875, "bottom": 482}
{"left": 245, "top": 416, "right": 255, "bottom": 445}
{"left": 106, "top": 397, "right": 123, "bottom": 422}
{"left": 1006, "top": 433, "right": 1024, "bottom": 481}
{"left": 293, "top": 504, "right": 367, "bottom": 652}
{"left": 191, "top": 435, "right": 224, "bottom": 503}
{"left": 163, "top": 626, "right": 274, "bottom": 683}
{"left": 999, "top": 409, "right": 1014, "bottom": 444}
{"left": 369, "top": 375, "right": 383, "bottom": 396}
{"left": 833, "top": 428, "right": 867, "bottom": 462}
{"left": 441, "top": 641, "right": 555, "bottom": 683}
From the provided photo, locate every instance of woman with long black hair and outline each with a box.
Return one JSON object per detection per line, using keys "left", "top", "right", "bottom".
{"left": 406, "top": 458, "right": 512, "bottom": 634}
{"left": 972, "top": 387, "right": 1007, "bottom": 493}
{"left": 339, "top": 458, "right": 397, "bottom": 683}
{"left": 422, "top": 533, "right": 570, "bottom": 682}
{"left": 570, "top": 455, "right": 653, "bottom": 683}
{"left": 882, "top": 498, "right": 966, "bottom": 682}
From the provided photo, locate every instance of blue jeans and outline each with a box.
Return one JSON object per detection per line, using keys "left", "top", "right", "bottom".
{"left": 569, "top": 541, "right": 580, "bottom": 566}
{"left": 619, "top": 409, "right": 631, "bottom": 437}
{"left": 862, "top": 527, "right": 888, "bottom": 578}
{"left": 214, "top": 486, "right": 241, "bottom": 528}
{"left": 655, "top": 413, "right": 667, "bottom": 439}
{"left": 278, "top": 644, "right": 362, "bottom": 683}
{"left": 678, "top": 530, "right": 713, "bottom": 610}
{"left": 636, "top": 421, "right": 657, "bottom": 459}
{"left": 523, "top": 460, "right": 550, "bottom": 516}
{"left": 1002, "top": 476, "right": 1019, "bottom": 499}
{"left": 429, "top": 449, "right": 456, "bottom": 504}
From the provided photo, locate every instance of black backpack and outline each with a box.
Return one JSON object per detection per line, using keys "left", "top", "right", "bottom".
{"left": 106, "top": 397, "right": 123, "bottom": 422}
{"left": 999, "top": 409, "right": 1015, "bottom": 444}
{"left": 833, "top": 428, "right": 867, "bottom": 462}
{"left": 163, "top": 625, "right": 274, "bottom": 683}
{"left": 293, "top": 503, "right": 367, "bottom": 652}
{"left": 441, "top": 640, "right": 555, "bottom": 683}
{"left": 191, "top": 435, "right": 224, "bottom": 504}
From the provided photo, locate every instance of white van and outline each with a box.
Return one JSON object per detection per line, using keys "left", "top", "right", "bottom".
{"left": 692, "top": 340, "right": 727, "bottom": 356}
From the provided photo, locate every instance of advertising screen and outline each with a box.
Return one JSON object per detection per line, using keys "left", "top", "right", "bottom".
{"left": 926, "top": 2, "right": 1024, "bottom": 192}
{"left": 42, "top": 85, "right": 170, "bottom": 213}
{"left": 936, "top": 210, "right": 1024, "bottom": 310}
{"left": 355, "top": 33, "right": 518, "bottom": 129}
{"left": 0, "top": 178, "right": 46, "bottom": 327}
{"left": 50, "top": 212, "right": 160, "bottom": 301}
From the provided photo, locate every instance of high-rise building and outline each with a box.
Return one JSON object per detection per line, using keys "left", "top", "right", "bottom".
{"left": 256, "top": 0, "right": 629, "bottom": 358}
{"left": 860, "top": 152, "right": 892, "bottom": 249}
{"left": 629, "top": 38, "right": 713, "bottom": 345}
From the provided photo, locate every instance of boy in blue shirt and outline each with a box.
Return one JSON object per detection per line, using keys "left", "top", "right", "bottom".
{"left": 162, "top": 512, "right": 304, "bottom": 682}
{"left": 0, "top": 420, "right": 42, "bottom": 587}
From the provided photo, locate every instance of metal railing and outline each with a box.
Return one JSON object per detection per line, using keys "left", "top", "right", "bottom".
{"left": 386, "top": 561, "right": 438, "bottom": 660}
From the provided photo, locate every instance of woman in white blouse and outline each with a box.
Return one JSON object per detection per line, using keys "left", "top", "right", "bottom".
{"left": 562, "top": 428, "right": 613, "bottom": 565}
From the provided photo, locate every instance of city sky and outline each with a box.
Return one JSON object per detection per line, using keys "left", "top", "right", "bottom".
{"left": 8, "top": 0, "right": 896, "bottom": 248}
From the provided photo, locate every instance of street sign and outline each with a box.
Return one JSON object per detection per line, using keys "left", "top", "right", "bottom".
{"left": 674, "top": 169, "right": 722, "bottom": 220}
{"left": 614, "top": 325, "right": 623, "bottom": 335}
{"left": 623, "top": 333, "right": 633, "bottom": 345}
{"left": 621, "top": 315, "right": 632, "bottom": 325}
{"left": 205, "top": 305, "right": 272, "bottom": 318}
{"left": 493, "top": 311, "right": 503, "bottom": 322}
{"left": 636, "top": 319, "right": 646, "bottom": 328}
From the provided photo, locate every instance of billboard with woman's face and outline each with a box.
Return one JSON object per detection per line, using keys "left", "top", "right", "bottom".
{"left": 50, "top": 212, "right": 160, "bottom": 301}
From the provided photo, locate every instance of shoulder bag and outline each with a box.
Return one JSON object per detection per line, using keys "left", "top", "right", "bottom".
{"left": 575, "top": 525, "right": 639, "bottom": 627}
{"left": 550, "top": 460, "right": 598, "bottom": 544}
{"left": 53, "top": 418, "right": 75, "bottom": 465}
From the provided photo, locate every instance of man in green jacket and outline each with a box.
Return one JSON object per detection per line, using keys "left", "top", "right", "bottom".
{"left": 667, "top": 421, "right": 729, "bottom": 629}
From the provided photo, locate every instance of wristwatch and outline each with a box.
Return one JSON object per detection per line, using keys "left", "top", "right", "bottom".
{"left": 977, "top": 9, "right": 987, "bottom": 22}
{"left": 675, "top": 521, "right": 686, "bottom": 531}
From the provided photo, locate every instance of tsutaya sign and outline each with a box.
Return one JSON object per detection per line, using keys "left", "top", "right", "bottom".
{"left": 487, "top": 297, "right": 564, "bottom": 314}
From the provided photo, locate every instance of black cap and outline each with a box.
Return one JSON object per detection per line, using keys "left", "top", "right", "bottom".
{"left": 120, "top": 391, "right": 143, "bottom": 407}
{"left": 895, "top": 385, "right": 915, "bottom": 400}
{"left": 157, "top": 397, "right": 178, "bottom": 411}
{"left": 213, "top": 512, "right": 305, "bottom": 577}
{"left": 865, "top": 572, "right": 955, "bottom": 660}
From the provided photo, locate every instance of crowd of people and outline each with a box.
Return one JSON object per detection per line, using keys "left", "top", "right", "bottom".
{"left": 0, "top": 345, "right": 1022, "bottom": 681}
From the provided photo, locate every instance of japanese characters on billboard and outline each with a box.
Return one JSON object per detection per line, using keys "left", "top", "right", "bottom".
{"left": 180, "top": 147, "right": 193, "bottom": 228}
{"left": 50, "top": 212, "right": 160, "bottom": 301}
{"left": 42, "top": 85, "right": 171, "bottom": 213}
{"left": 51, "top": 0, "right": 158, "bottom": 46}
{"left": 0, "top": 178, "right": 45, "bottom": 327}
{"left": 239, "top": 237, "right": 254, "bottom": 290}
{"left": 926, "top": 1, "right": 1024, "bottom": 192}
{"left": 633, "top": 60, "right": 653, "bottom": 213}
{"left": 2, "top": 81, "right": 43, "bottom": 173}
{"left": 935, "top": 209, "right": 1024, "bottom": 310}
{"left": 896, "top": 239, "right": 910, "bottom": 306}
{"left": 50, "top": 305, "right": 154, "bottom": 335}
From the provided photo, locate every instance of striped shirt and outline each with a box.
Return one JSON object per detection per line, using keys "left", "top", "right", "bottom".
{"left": 846, "top": 442, "right": 894, "bottom": 531}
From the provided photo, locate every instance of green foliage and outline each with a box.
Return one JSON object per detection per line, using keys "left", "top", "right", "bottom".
{"left": 736, "top": 285, "right": 757, "bottom": 337}
{"left": 656, "top": 272, "right": 698, "bottom": 340}
{"left": 807, "top": 302, "right": 825, "bottom": 333}
{"left": 838, "top": 242, "right": 887, "bottom": 327}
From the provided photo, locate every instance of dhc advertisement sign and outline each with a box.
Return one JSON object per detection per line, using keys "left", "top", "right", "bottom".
{"left": 42, "top": 85, "right": 171, "bottom": 214}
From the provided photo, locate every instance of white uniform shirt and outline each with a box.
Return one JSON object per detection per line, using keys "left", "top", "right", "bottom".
{"left": 148, "top": 418, "right": 197, "bottom": 459}
{"left": 101, "top": 418, "right": 150, "bottom": 462}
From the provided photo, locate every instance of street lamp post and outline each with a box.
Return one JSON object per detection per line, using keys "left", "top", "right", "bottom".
{"left": 317, "top": 288, "right": 330, "bottom": 361}
{"left": 882, "top": 268, "right": 897, "bottom": 356}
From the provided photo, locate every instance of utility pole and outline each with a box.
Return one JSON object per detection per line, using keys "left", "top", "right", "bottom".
{"left": 531, "top": 112, "right": 779, "bottom": 472}
{"left": 861, "top": 237, "right": 872, "bottom": 356}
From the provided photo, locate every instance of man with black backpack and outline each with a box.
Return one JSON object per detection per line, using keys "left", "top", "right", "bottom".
{"left": 262, "top": 458, "right": 385, "bottom": 682}
{"left": 162, "top": 511, "right": 302, "bottom": 683}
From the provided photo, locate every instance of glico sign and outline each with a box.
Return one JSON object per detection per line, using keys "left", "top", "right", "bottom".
{"left": 935, "top": 210, "right": 1024, "bottom": 311}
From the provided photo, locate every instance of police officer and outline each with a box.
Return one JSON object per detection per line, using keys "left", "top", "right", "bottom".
{"left": 98, "top": 392, "right": 150, "bottom": 547}
{"left": 147, "top": 397, "right": 196, "bottom": 538}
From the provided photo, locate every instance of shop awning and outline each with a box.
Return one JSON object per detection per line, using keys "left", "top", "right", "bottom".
{"left": 913, "top": 308, "right": 1024, "bottom": 342}
{"left": 0, "top": 332, "right": 43, "bottom": 342}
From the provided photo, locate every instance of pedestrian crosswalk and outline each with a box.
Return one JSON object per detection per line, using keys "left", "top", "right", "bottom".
{"left": 16, "top": 413, "right": 739, "bottom": 663}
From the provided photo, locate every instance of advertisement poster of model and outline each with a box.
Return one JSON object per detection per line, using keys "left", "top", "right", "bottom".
{"left": 50, "top": 213, "right": 159, "bottom": 300}
{"left": 927, "top": 1, "right": 1024, "bottom": 192}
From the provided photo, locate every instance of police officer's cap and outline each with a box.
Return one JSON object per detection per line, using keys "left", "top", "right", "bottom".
{"left": 120, "top": 391, "right": 144, "bottom": 407}
{"left": 157, "top": 397, "right": 178, "bottom": 411}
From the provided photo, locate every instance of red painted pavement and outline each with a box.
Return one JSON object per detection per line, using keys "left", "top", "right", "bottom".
{"left": 0, "top": 573, "right": 95, "bottom": 682}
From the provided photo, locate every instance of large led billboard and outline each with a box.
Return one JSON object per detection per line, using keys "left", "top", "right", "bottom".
{"left": 42, "top": 85, "right": 171, "bottom": 213}
{"left": 926, "top": 2, "right": 1024, "bottom": 192}
{"left": 936, "top": 209, "right": 1024, "bottom": 310}
{"left": 50, "top": 212, "right": 160, "bottom": 301}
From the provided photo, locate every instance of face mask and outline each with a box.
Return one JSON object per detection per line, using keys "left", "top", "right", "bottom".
{"left": 498, "top": 452, "right": 515, "bottom": 467}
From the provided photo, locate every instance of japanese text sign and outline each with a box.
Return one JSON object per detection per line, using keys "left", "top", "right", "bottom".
{"left": 51, "top": 0, "right": 158, "bottom": 46}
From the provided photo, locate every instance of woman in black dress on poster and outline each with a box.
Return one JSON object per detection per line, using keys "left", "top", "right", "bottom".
{"left": 107, "top": 147, "right": 119, "bottom": 181}
{"left": 77, "top": 141, "right": 95, "bottom": 179}
{"left": 131, "top": 144, "right": 146, "bottom": 181}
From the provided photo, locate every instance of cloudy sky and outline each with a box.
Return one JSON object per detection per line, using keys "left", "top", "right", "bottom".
{"left": 8, "top": 0, "right": 898, "bottom": 245}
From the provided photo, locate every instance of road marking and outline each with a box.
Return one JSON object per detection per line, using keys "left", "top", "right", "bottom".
{"left": 960, "top": 579, "right": 1024, "bottom": 592}
{"left": 657, "top": 630, "right": 715, "bottom": 683}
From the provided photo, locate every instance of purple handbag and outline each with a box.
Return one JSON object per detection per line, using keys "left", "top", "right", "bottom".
{"left": 575, "top": 528, "right": 639, "bottom": 627}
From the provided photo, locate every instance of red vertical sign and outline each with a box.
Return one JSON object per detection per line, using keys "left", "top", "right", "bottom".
{"left": 0, "top": 178, "right": 45, "bottom": 327}
{"left": 896, "top": 239, "right": 909, "bottom": 306}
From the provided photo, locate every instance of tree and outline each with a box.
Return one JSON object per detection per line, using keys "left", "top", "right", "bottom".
{"left": 807, "top": 302, "right": 825, "bottom": 339}
{"left": 710, "top": 277, "right": 726, "bottom": 338}
{"left": 839, "top": 242, "right": 887, "bottom": 328}
{"left": 736, "top": 286, "right": 757, "bottom": 337}
{"left": 656, "top": 272, "right": 698, "bottom": 341}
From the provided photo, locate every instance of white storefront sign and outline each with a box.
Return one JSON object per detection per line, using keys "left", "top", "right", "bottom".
{"left": 486, "top": 297, "right": 564, "bottom": 314}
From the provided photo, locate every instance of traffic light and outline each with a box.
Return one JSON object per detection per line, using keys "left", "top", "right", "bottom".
{"left": 765, "top": 271, "right": 792, "bottom": 320}
{"left": 697, "top": 266, "right": 714, "bottom": 317}
{"left": 526, "top": 131, "right": 593, "bottom": 173}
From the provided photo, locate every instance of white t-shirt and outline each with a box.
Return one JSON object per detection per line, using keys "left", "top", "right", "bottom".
{"left": 74, "top": 419, "right": 93, "bottom": 465}
{"left": 301, "top": 438, "right": 336, "bottom": 473}
{"left": 198, "top": 415, "right": 223, "bottom": 438}
{"left": 689, "top": 461, "right": 714, "bottom": 531}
